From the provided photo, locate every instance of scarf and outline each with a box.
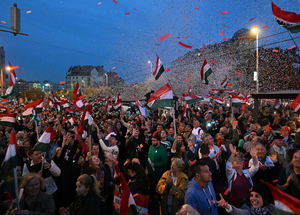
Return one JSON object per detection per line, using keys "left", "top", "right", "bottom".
{"left": 250, "top": 204, "right": 274, "bottom": 215}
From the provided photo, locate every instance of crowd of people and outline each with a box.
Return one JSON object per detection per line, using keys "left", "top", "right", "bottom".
{"left": 0, "top": 99, "right": 300, "bottom": 215}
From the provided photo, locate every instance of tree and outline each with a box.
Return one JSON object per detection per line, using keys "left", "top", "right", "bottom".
{"left": 25, "top": 88, "right": 45, "bottom": 101}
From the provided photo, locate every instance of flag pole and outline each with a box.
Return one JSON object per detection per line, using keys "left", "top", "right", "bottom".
{"left": 89, "top": 114, "right": 92, "bottom": 153}
{"left": 172, "top": 107, "right": 177, "bottom": 136}
{"left": 13, "top": 168, "right": 19, "bottom": 209}
{"left": 286, "top": 30, "right": 300, "bottom": 51}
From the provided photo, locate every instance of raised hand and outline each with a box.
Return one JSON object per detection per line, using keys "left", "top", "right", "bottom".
{"left": 229, "top": 144, "right": 236, "bottom": 154}
{"left": 250, "top": 146, "right": 257, "bottom": 158}
{"left": 269, "top": 151, "right": 278, "bottom": 163}
{"left": 216, "top": 194, "right": 230, "bottom": 210}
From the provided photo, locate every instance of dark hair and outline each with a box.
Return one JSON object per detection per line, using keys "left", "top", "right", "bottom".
{"left": 200, "top": 144, "right": 210, "bottom": 155}
{"left": 77, "top": 174, "right": 100, "bottom": 196}
{"left": 110, "top": 134, "right": 119, "bottom": 142}
{"left": 153, "top": 134, "right": 161, "bottom": 141}
{"left": 28, "top": 148, "right": 39, "bottom": 156}
{"left": 188, "top": 161, "right": 207, "bottom": 180}
{"left": 186, "top": 123, "right": 193, "bottom": 130}
{"left": 124, "top": 161, "right": 149, "bottom": 187}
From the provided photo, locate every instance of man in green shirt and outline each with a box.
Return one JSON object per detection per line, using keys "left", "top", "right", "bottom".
{"left": 147, "top": 134, "right": 168, "bottom": 204}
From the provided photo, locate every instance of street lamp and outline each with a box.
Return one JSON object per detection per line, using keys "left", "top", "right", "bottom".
{"left": 148, "top": 61, "right": 152, "bottom": 74}
{"left": 252, "top": 27, "right": 259, "bottom": 93}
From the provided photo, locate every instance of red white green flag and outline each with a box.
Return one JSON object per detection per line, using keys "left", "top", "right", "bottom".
{"left": 200, "top": 59, "right": 213, "bottom": 85}
{"left": 147, "top": 83, "right": 173, "bottom": 109}
{"left": 34, "top": 125, "right": 57, "bottom": 152}
{"left": 153, "top": 53, "right": 165, "bottom": 80}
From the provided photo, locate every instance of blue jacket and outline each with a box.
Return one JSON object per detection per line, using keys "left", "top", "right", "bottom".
{"left": 185, "top": 178, "right": 218, "bottom": 215}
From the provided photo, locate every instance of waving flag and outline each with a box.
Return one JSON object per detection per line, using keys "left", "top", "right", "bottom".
{"left": 200, "top": 59, "right": 213, "bottom": 85}
{"left": 73, "top": 82, "right": 84, "bottom": 100}
{"left": 0, "top": 132, "right": 19, "bottom": 182}
{"left": 0, "top": 112, "right": 17, "bottom": 127}
{"left": 23, "top": 97, "right": 43, "bottom": 116}
{"left": 147, "top": 83, "right": 173, "bottom": 108}
{"left": 133, "top": 94, "right": 150, "bottom": 117}
{"left": 211, "top": 89, "right": 234, "bottom": 94}
{"left": 105, "top": 96, "right": 112, "bottom": 111}
{"left": 2, "top": 75, "right": 15, "bottom": 99}
{"left": 29, "top": 108, "right": 41, "bottom": 124}
{"left": 7, "top": 62, "right": 17, "bottom": 84}
{"left": 182, "top": 93, "right": 203, "bottom": 104}
{"left": 78, "top": 104, "right": 93, "bottom": 137}
{"left": 211, "top": 96, "right": 225, "bottom": 105}
{"left": 153, "top": 53, "right": 165, "bottom": 80}
{"left": 113, "top": 93, "right": 121, "bottom": 109}
{"left": 231, "top": 95, "right": 246, "bottom": 107}
{"left": 34, "top": 125, "right": 57, "bottom": 152}
{"left": 183, "top": 102, "right": 188, "bottom": 117}
{"left": 291, "top": 93, "right": 300, "bottom": 113}
{"left": 272, "top": 2, "right": 300, "bottom": 33}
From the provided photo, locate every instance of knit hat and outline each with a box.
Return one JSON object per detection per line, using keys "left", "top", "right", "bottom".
{"left": 250, "top": 183, "right": 274, "bottom": 205}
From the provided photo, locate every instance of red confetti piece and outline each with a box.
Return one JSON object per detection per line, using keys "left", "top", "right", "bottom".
{"left": 59, "top": 81, "right": 65, "bottom": 84}
{"left": 154, "top": 39, "right": 157, "bottom": 42}
{"left": 185, "top": 28, "right": 189, "bottom": 32}
{"left": 220, "top": 30, "right": 225, "bottom": 36}
{"left": 223, "top": 37, "right": 227, "bottom": 40}
{"left": 134, "top": 8, "right": 138, "bottom": 11}
{"left": 238, "top": 36, "right": 245, "bottom": 39}
{"left": 185, "top": 35, "right": 190, "bottom": 38}
{"left": 273, "top": 179, "right": 278, "bottom": 183}
{"left": 165, "top": 68, "right": 171, "bottom": 72}
{"left": 177, "top": 37, "right": 180, "bottom": 38}
{"left": 156, "top": 44, "right": 160, "bottom": 46}
{"left": 130, "top": 84, "right": 133, "bottom": 86}
{"left": 201, "top": 57, "right": 205, "bottom": 61}
{"left": 178, "top": 41, "right": 192, "bottom": 49}
{"left": 179, "top": 59, "right": 182, "bottom": 62}
{"left": 227, "top": 84, "right": 232, "bottom": 87}
{"left": 288, "top": 45, "right": 296, "bottom": 50}
{"left": 224, "top": 188, "right": 230, "bottom": 195}
{"left": 21, "top": 71, "right": 23, "bottom": 73}
{"left": 202, "top": 44, "right": 205, "bottom": 52}
{"left": 273, "top": 50, "right": 278, "bottom": 52}
{"left": 190, "top": 160, "right": 197, "bottom": 165}
{"left": 253, "top": 25, "right": 259, "bottom": 28}
{"left": 195, "top": 8, "right": 200, "bottom": 10}
{"left": 112, "top": 67, "right": 116, "bottom": 69}
{"left": 186, "top": 17, "right": 190, "bottom": 21}
{"left": 263, "top": 26, "right": 268, "bottom": 29}
{"left": 125, "top": 13, "right": 130, "bottom": 15}
{"left": 249, "top": 17, "right": 255, "bottom": 21}
{"left": 1, "top": 21, "right": 6, "bottom": 24}
{"left": 10, "top": 66, "right": 19, "bottom": 70}
{"left": 227, "top": 49, "right": 230, "bottom": 53}
{"left": 114, "top": 74, "right": 118, "bottom": 78}
{"left": 223, "top": 25, "right": 229, "bottom": 27}
{"left": 159, "top": 33, "right": 170, "bottom": 41}
{"left": 113, "top": 0, "right": 118, "bottom": 3}
{"left": 235, "top": 71, "right": 241, "bottom": 75}
{"left": 26, "top": 11, "right": 31, "bottom": 14}
{"left": 219, "top": 10, "right": 228, "bottom": 14}
{"left": 210, "top": 60, "right": 216, "bottom": 63}
{"left": 186, "top": 76, "right": 190, "bottom": 82}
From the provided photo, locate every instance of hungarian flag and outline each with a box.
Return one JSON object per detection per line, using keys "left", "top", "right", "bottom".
{"left": 2, "top": 75, "right": 16, "bottom": 99}
{"left": 200, "top": 59, "right": 213, "bottom": 85}
{"left": 183, "top": 102, "right": 188, "bottom": 117}
{"left": 22, "top": 97, "right": 43, "bottom": 116}
{"left": 7, "top": 62, "right": 17, "bottom": 84}
{"left": 182, "top": 93, "right": 203, "bottom": 104}
{"left": 153, "top": 53, "right": 165, "bottom": 80}
{"left": 59, "top": 100, "right": 70, "bottom": 108}
{"left": 272, "top": 2, "right": 300, "bottom": 33}
{"left": 74, "top": 94, "right": 85, "bottom": 112}
{"left": 221, "top": 77, "right": 228, "bottom": 87}
{"left": 96, "top": 94, "right": 105, "bottom": 103}
{"left": 78, "top": 104, "right": 93, "bottom": 136}
{"left": 113, "top": 93, "right": 122, "bottom": 109}
{"left": 0, "top": 132, "right": 19, "bottom": 182}
{"left": 34, "top": 125, "right": 57, "bottom": 152}
{"left": 147, "top": 83, "right": 173, "bottom": 109}
{"left": 274, "top": 99, "right": 282, "bottom": 109}
{"left": 231, "top": 94, "right": 246, "bottom": 107}
{"left": 105, "top": 96, "right": 112, "bottom": 111}
{"left": 211, "top": 96, "right": 225, "bottom": 105}
{"left": 187, "top": 86, "right": 192, "bottom": 94}
{"left": 291, "top": 93, "right": 300, "bottom": 113}
{"left": 133, "top": 94, "right": 150, "bottom": 117}
{"left": 264, "top": 181, "right": 300, "bottom": 214}
{"left": 73, "top": 82, "right": 84, "bottom": 100}
{"left": 0, "top": 112, "right": 17, "bottom": 127}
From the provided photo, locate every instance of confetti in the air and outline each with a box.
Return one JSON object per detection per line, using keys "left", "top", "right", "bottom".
{"left": 26, "top": 11, "right": 31, "bottom": 13}
{"left": 1, "top": 21, "right": 6, "bottom": 24}
{"left": 288, "top": 45, "right": 296, "bottom": 50}
{"left": 114, "top": 74, "right": 118, "bottom": 77}
{"left": 219, "top": 10, "right": 228, "bottom": 14}
{"left": 186, "top": 17, "right": 190, "bottom": 21}
{"left": 220, "top": 30, "right": 225, "bottom": 36}
{"left": 134, "top": 8, "right": 138, "bottom": 11}
{"left": 263, "top": 26, "right": 268, "bottom": 29}
{"left": 165, "top": 68, "right": 171, "bottom": 72}
{"left": 235, "top": 71, "right": 241, "bottom": 75}
{"left": 98, "top": 2, "right": 101, "bottom": 5}
{"left": 253, "top": 25, "right": 259, "bottom": 28}
{"left": 159, "top": 33, "right": 170, "bottom": 41}
{"left": 227, "top": 49, "right": 230, "bottom": 53}
{"left": 223, "top": 37, "right": 227, "bottom": 40}
{"left": 195, "top": 8, "right": 200, "bottom": 10}
{"left": 210, "top": 60, "right": 216, "bottom": 63}
{"left": 202, "top": 44, "right": 205, "bottom": 52}
{"left": 154, "top": 39, "right": 157, "bottom": 42}
{"left": 125, "top": 13, "right": 130, "bottom": 15}
{"left": 273, "top": 50, "right": 278, "bottom": 52}
{"left": 249, "top": 18, "right": 255, "bottom": 21}
{"left": 178, "top": 41, "right": 192, "bottom": 49}
{"left": 112, "top": 67, "right": 116, "bottom": 69}
{"left": 223, "top": 25, "right": 229, "bottom": 27}
{"left": 60, "top": 81, "right": 65, "bottom": 84}
{"left": 113, "top": 0, "right": 118, "bottom": 4}
{"left": 10, "top": 66, "right": 19, "bottom": 70}
{"left": 186, "top": 76, "right": 190, "bottom": 82}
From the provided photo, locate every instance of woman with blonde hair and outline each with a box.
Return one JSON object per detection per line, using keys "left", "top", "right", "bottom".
{"left": 156, "top": 158, "right": 189, "bottom": 215}
{"left": 6, "top": 173, "right": 55, "bottom": 215}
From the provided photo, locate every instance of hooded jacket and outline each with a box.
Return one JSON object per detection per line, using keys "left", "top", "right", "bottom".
{"left": 185, "top": 178, "right": 218, "bottom": 215}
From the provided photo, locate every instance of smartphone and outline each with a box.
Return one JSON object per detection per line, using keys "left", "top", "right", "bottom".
{"left": 18, "top": 117, "right": 21, "bottom": 120}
